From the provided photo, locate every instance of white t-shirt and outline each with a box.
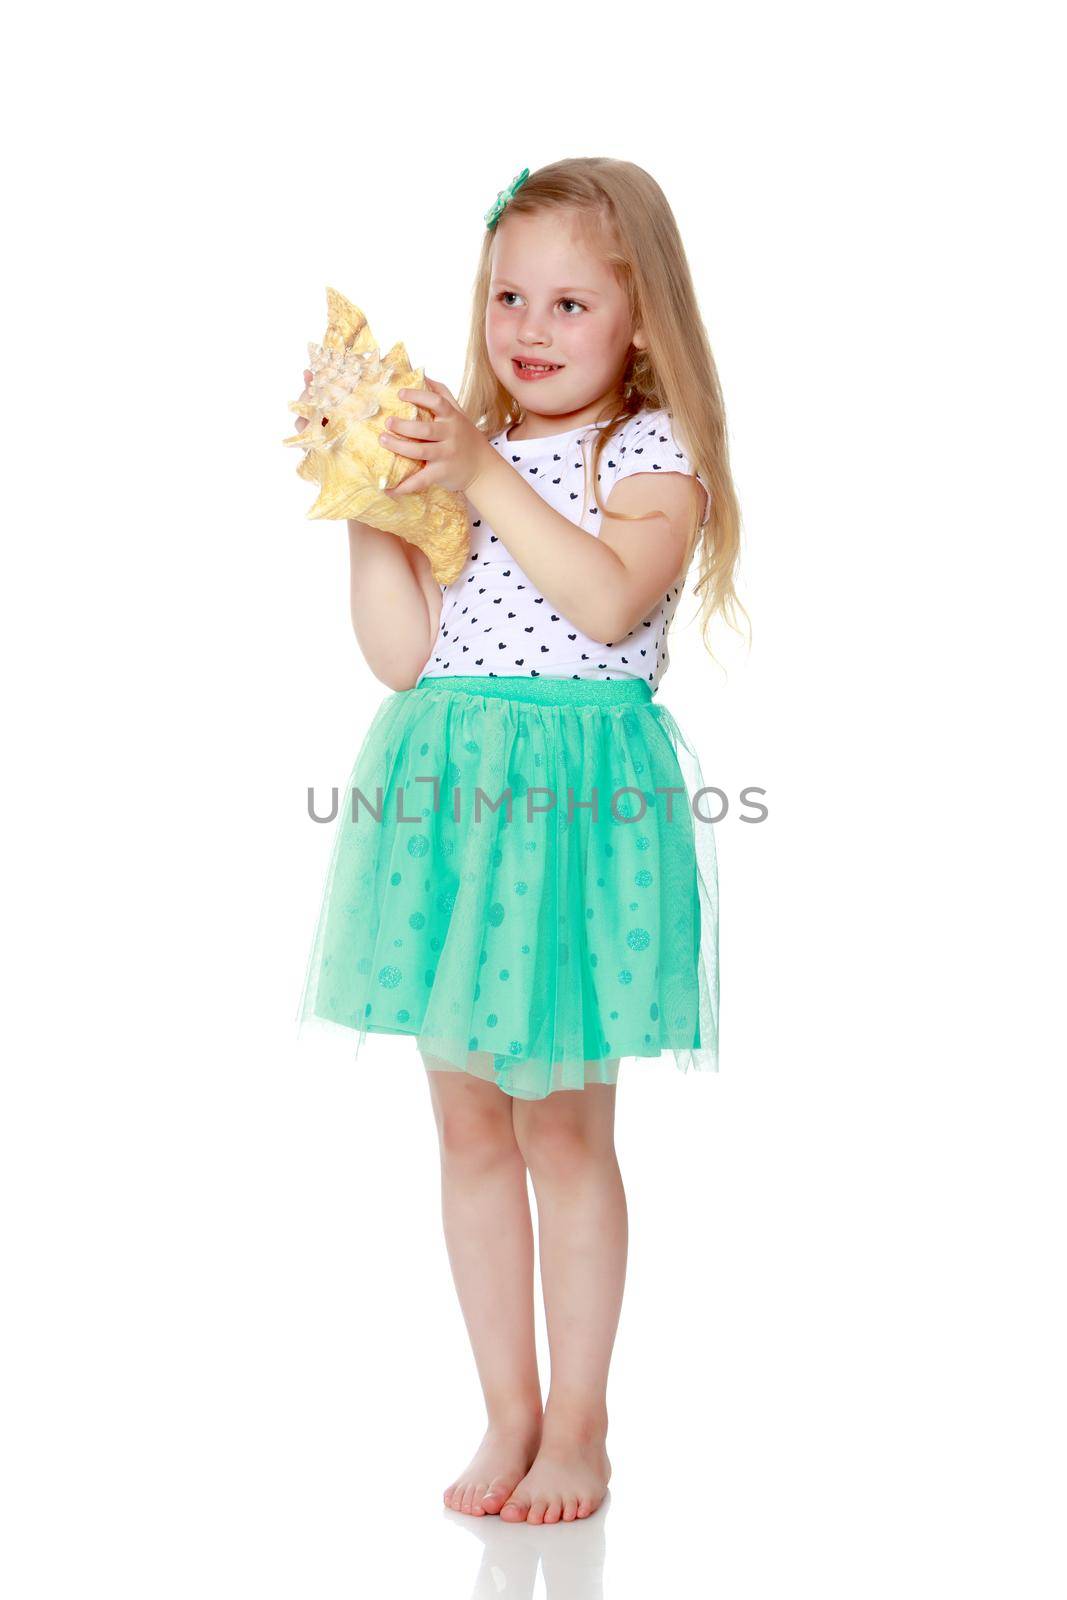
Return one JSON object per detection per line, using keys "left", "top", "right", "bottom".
{"left": 416, "top": 406, "right": 710, "bottom": 697}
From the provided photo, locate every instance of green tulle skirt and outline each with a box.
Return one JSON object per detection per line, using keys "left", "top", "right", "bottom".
{"left": 295, "top": 674, "right": 719, "bottom": 1099}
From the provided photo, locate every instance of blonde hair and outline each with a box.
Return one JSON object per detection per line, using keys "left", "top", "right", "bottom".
{"left": 457, "top": 156, "right": 749, "bottom": 664}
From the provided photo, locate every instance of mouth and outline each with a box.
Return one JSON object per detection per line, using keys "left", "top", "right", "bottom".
{"left": 513, "top": 357, "right": 564, "bottom": 380}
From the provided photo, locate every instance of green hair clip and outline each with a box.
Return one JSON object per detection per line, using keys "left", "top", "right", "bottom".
{"left": 484, "top": 167, "right": 530, "bottom": 230}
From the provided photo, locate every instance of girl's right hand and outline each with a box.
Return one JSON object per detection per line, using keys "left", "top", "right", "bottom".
{"left": 293, "top": 368, "right": 312, "bottom": 433}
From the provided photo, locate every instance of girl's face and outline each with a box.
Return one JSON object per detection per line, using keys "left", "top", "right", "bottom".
{"left": 485, "top": 210, "right": 644, "bottom": 430}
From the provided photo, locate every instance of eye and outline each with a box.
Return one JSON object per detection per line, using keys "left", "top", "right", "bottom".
{"left": 496, "top": 292, "right": 586, "bottom": 314}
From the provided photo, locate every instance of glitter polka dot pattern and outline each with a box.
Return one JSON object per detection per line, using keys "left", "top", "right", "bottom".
{"left": 296, "top": 673, "right": 719, "bottom": 1099}
{"left": 417, "top": 408, "right": 710, "bottom": 697}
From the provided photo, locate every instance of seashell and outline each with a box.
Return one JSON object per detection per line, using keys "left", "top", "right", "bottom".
{"left": 281, "top": 287, "right": 470, "bottom": 586}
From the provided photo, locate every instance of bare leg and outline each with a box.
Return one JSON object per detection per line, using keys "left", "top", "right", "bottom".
{"left": 423, "top": 1052, "right": 543, "bottom": 1515}
{"left": 502, "top": 1073, "right": 624, "bottom": 1523}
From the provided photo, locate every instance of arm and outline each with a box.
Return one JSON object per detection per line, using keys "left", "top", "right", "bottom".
{"left": 463, "top": 451, "right": 700, "bottom": 645}
{"left": 346, "top": 519, "right": 442, "bottom": 691}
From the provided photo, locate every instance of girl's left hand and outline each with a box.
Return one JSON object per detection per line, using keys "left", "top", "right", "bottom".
{"left": 380, "top": 378, "right": 494, "bottom": 498}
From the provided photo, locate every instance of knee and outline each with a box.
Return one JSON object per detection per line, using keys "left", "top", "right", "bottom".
{"left": 433, "top": 1100, "right": 519, "bottom": 1170}
{"left": 514, "top": 1113, "right": 606, "bottom": 1181}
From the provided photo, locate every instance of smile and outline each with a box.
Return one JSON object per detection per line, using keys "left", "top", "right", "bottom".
{"left": 513, "top": 358, "right": 563, "bottom": 380}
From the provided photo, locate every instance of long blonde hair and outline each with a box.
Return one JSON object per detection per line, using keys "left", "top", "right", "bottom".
{"left": 457, "top": 157, "right": 749, "bottom": 662}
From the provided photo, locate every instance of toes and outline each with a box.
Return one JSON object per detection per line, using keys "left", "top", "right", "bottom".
{"left": 562, "top": 1496, "right": 579, "bottom": 1521}
{"left": 480, "top": 1481, "right": 510, "bottom": 1512}
{"left": 543, "top": 1496, "right": 563, "bottom": 1524}
{"left": 576, "top": 1495, "right": 594, "bottom": 1518}
{"left": 528, "top": 1496, "right": 550, "bottom": 1524}
{"left": 459, "top": 1482, "right": 479, "bottom": 1515}
{"left": 500, "top": 1497, "right": 528, "bottom": 1521}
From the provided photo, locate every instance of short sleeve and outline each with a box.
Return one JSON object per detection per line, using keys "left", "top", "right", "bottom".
{"left": 609, "top": 409, "right": 711, "bottom": 527}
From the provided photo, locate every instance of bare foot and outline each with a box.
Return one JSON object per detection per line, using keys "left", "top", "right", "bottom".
{"left": 443, "top": 1417, "right": 543, "bottom": 1516}
{"left": 499, "top": 1422, "right": 611, "bottom": 1524}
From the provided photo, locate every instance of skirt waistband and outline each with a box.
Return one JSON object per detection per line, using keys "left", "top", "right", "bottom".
{"left": 411, "top": 673, "right": 654, "bottom": 709}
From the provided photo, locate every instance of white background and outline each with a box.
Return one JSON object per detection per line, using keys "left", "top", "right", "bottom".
{"left": 3, "top": 2, "right": 1064, "bottom": 1595}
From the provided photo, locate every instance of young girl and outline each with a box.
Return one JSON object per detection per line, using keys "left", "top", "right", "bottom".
{"left": 295, "top": 158, "right": 745, "bottom": 1523}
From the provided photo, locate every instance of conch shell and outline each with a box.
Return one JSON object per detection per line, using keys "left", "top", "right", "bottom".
{"left": 282, "top": 288, "right": 470, "bottom": 585}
